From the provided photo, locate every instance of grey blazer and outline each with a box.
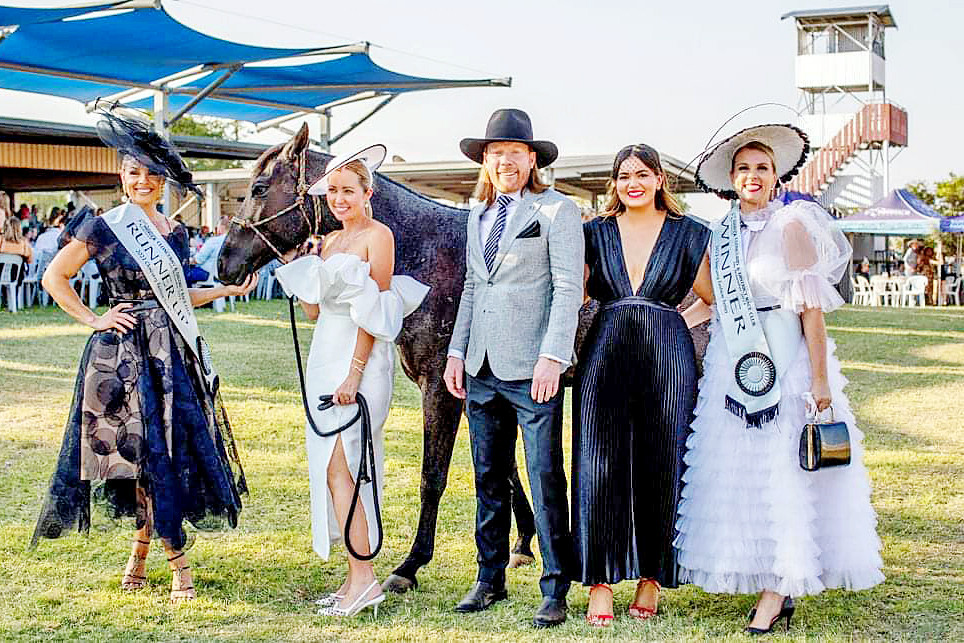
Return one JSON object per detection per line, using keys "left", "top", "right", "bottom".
{"left": 449, "top": 187, "right": 584, "bottom": 381}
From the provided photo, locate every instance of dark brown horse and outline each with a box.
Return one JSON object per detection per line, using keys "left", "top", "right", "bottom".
{"left": 218, "top": 124, "right": 710, "bottom": 593}
{"left": 218, "top": 124, "right": 539, "bottom": 592}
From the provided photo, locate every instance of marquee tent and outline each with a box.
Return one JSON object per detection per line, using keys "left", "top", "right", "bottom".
{"left": 836, "top": 189, "right": 942, "bottom": 236}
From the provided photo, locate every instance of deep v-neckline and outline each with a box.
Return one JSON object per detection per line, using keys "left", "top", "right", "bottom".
{"left": 612, "top": 214, "right": 669, "bottom": 297}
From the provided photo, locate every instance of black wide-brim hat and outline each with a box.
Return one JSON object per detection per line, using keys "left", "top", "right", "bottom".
{"left": 695, "top": 124, "right": 810, "bottom": 200}
{"left": 460, "top": 108, "right": 558, "bottom": 168}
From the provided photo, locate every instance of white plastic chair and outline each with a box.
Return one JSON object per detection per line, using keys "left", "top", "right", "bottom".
{"left": 869, "top": 275, "right": 891, "bottom": 307}
{"left": 78, "top": 260, "right": 102, "bottom": 309}
{"left": 901, "top": 275, "right": 928, "bottom": 307}
{"left": 22, "top": 249, "right": 56, "bottom": 307}
{"left": 257, "top": 260, "right": 279, "bottom": 300}
{"left": 195, "top": 277, "right": 247, "bottom": 312}
{"left": 946, "top": 276, "right": 960, "bottom": 306}
{"left": 0, "top": 253, "right": 25, "bottom": 312}
{"left": 852, "top": 275, "right": 872, "bottom": 306}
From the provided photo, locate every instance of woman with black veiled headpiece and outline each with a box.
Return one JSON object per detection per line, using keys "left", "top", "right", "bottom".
{"left": 32, "top": 107, "right": 257, "bottom": 603}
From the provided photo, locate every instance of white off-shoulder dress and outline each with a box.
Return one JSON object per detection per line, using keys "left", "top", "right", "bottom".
{"left": 275, "top": 253, "right": 429, "bottom": 559}
{"left": 675, "top": 200, "right": 885, "bottom": 597}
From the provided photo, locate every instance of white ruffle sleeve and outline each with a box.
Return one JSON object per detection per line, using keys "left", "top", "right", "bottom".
{"left": 750, "top": 200, "right": 852, "bottom": 313}
{"left": 274, "top": 254, "right": 429, "bottom": 341}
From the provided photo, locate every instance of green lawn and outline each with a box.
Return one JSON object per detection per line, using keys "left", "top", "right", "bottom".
{"left": 1, "top": 301, "right": 961, "bottom": 641}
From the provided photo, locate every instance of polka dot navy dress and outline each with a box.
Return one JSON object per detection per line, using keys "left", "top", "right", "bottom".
{"left": 31, "top": 211, "right": 246, "bottom": 550}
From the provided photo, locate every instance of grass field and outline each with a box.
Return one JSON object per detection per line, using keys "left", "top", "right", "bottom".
{"left": 1, "top": 301, "right": 962, "bottom": 641}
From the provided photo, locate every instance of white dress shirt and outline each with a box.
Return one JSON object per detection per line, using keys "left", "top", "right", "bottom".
{"left": 478, "top": 189, "right": 522, "bottom": 245}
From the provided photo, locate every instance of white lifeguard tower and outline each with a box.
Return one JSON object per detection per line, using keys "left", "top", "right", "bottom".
{"left": 782, "top": 6, "right": 907, "bottom": 211}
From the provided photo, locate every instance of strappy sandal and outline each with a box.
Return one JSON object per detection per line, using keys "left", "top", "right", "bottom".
{"left": 628, "top": 578, "right": 660, "bottom": 620}
{"left": 121, "top": 539, "right": 150, "bottom": 591}
{"left": 585, "top": 584, "right": 613, "bottom": 627}
{"left": 167, "top": 551, "right": 196, "bottom": 604}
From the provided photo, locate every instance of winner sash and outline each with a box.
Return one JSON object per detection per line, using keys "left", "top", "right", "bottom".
{"left": 710, "top": 202, "right": 780, "bottom": 427}
{"left": 103, "top": 204, "right": 220, "bottom": 397}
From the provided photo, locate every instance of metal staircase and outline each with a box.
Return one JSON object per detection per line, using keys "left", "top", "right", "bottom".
{"left": 789, "top": 102, "right": 908, "bottom": 205}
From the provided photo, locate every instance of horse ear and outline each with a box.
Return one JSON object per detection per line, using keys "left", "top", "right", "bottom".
{"left": 279, "top": 122, "right": 310, "bottom": 161}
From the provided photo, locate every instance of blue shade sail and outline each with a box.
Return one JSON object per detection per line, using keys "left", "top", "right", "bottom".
{"left": 0, "top": 3, "right": 506, "bottom": 124}
{"left": 0, "top": 3, "right": 122, "bottom": 27}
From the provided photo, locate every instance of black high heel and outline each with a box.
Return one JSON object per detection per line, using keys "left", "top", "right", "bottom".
{"left": 745, "top": 596, "right": 794, "bottom": 635}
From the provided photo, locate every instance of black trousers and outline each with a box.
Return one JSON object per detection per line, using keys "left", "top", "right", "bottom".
{"left": 466, "top": 359, "right": 573, "bottom": 599}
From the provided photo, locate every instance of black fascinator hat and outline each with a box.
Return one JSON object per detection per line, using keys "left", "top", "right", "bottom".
{"left": 96, "top": 103, "right": 201, "bottom": 198}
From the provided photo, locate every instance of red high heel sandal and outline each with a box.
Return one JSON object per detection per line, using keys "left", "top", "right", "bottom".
{"left": 628, "top": 578, "right": 660, "bottom": 620}
{"left": 585, "top": 584, "right": 613, "bottom": 627}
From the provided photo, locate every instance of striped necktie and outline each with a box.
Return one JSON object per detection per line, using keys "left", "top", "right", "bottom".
{"left": 484, "top": 194, "right": 513, "bottom": 271}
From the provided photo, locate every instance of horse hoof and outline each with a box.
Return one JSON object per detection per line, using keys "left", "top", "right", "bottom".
{"left": 382, "top": 574, "right": 418, "bottom": 594}
{"left": 508, "top": 553, "right": 535, "bottom": 569}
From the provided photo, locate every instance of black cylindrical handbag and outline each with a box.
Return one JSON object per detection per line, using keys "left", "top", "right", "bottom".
{"left": 799, "top": 406, "right": 851, "bottom": 471}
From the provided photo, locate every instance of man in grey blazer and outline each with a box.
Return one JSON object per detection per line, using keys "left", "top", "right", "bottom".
{"left": 443, "top": 108, "right": 584, "bottom": 628}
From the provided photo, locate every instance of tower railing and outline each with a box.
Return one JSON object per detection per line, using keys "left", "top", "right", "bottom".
{"left": 789, "top": 102, "right": 907, "bottom": 196}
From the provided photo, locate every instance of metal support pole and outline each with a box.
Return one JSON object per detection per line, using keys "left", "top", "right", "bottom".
{"left": 166, "top": 65, "right": 240, "bottom": 127}
{"left": 882, "top": 140, "right": 890, "bottom": 196}
{"left": 153, "top": 90, "right": 172, "bottom": 218}
{"left": 319, "top": 110, "right": 331, "bottom": 153}
{"left": 329, "top": 96, "right": 396, "bottom": 146}
{"left": 205, "top": 182, "right": 219, "bottom": 230}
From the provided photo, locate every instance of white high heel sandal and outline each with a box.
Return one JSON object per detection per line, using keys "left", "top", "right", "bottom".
{"left": 314, "top": 592, "right": 345, "bottom": 607}
{"left": 317, "top": 580, "right": 385, "bottom": 617}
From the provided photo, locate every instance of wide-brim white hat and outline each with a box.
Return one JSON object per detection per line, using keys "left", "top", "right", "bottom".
{"left": 695, "top": 124, "right": 809, "bottom": 200}
{"left": 307, "top": 143, "right": 387, "bottom": 195}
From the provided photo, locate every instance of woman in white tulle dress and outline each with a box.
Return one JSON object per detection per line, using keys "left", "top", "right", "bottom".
{"left": 676, "top": 125, "right": 884, "bottom": 634}
{"left": 274, "top": 144, "right": 428, "bottom": 618}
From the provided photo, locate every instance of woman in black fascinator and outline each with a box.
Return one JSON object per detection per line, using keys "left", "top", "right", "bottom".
{"left": 32, "top": 105, "right": 256, "bottom": 603}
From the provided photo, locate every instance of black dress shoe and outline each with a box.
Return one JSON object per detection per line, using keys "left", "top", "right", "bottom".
{"left": 454, "top": 581, "right": 508, "bottom": 613}
{"left": 532, "top": 597, "right": 567, "bottom": 628}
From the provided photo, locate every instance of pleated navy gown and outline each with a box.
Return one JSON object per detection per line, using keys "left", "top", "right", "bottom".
{"left": 572, "top": 213, "right": 709, "bottom": 587}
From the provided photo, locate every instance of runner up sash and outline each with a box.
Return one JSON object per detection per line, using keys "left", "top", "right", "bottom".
{"left": 103, "top": 203, "right": 220, "bottom": 397}
{"left": 710, "top": 202, "right": 781, "bottom": 427}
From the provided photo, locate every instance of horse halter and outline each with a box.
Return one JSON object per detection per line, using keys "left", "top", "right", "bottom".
{"left": 230, "top": 147, "right": 324, "bottom": 264}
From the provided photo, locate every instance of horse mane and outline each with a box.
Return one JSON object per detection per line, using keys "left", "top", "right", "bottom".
{"left": 251, "top": 142, "right": 285, "bottom": 179}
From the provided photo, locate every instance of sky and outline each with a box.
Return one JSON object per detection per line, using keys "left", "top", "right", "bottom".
{"left": 1, "top": 0, "right": 962, "bottom": 215}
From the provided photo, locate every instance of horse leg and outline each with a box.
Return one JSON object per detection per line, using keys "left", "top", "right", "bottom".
{"left": 508, "top": 461, "right": 536, "bottom": 568}
{"left": 382, "top": 373, "right": 462, "bottom": 594}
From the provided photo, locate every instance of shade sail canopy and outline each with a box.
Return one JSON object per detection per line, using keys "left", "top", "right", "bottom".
{"left": 0, "top": 2, "right": 122, "bottom": 26}
{"left": 837, "top": 189, "right": 941, "bottom": 235}
{"left": 0, "top": 2, "right": 508, "bottom": 126}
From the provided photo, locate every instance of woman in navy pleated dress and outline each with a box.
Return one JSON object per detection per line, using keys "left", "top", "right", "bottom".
{"left": 572, "top": 144, "right": 713, "bottom": 627}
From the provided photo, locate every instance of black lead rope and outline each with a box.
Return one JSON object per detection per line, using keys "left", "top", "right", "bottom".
{"left": 287, "top": 296, "right": 383, "bottom": 561}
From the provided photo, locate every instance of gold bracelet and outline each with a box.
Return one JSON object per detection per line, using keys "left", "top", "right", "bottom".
{"left": 351, "top": 364, "right": 365, "bottom": 375}
{"left": 352, "top": 357, "right": 367, "bottom": 367}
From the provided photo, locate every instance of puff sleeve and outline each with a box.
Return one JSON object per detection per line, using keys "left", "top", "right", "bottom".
{"left": 751, "top": 200, "right": 852, "bottom": 313}
{"left": 275, "top": 254, "right": 429, "bottom": 341}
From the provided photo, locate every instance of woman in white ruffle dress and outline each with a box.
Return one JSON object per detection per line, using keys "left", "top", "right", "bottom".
{"left": 676, "top": 130, "right": 883, "bottom": 634}
{"left": 274, "top": 146, "right": 428, "bottom": 618}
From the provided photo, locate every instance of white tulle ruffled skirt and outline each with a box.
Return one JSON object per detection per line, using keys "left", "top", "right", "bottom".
{"left": 674, "top": 319, "right": 885, "bottom": 597}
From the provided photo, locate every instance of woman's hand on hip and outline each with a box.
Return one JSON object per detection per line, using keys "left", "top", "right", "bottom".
{"left": 333, "top": 372, "right": 362, "bottom": 405}
{"left": 90, "top": 303, "right": 136, "bottom": 333}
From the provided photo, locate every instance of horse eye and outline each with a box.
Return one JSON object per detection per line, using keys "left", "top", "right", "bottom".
{"left": 251, "top": 183, "right": 268, "bottom": 197}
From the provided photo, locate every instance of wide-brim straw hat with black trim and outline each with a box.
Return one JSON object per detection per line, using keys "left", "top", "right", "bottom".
{"left": 695, "top": 124, "right": 810, "bottom": 200}
{"left": 307, "top": 143, "right": 387, "bottom": 195}
{"left": 459, "top": 108, "right": 558, "bottom": 169}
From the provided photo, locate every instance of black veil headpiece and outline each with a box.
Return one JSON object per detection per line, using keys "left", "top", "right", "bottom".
{"left": 96, "top": 104, "right": 202, "bottom": 199}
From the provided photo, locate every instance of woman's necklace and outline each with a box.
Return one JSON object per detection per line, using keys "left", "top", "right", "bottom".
{"left": 328, "top": 223, "right": 367, "bottom": 254}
